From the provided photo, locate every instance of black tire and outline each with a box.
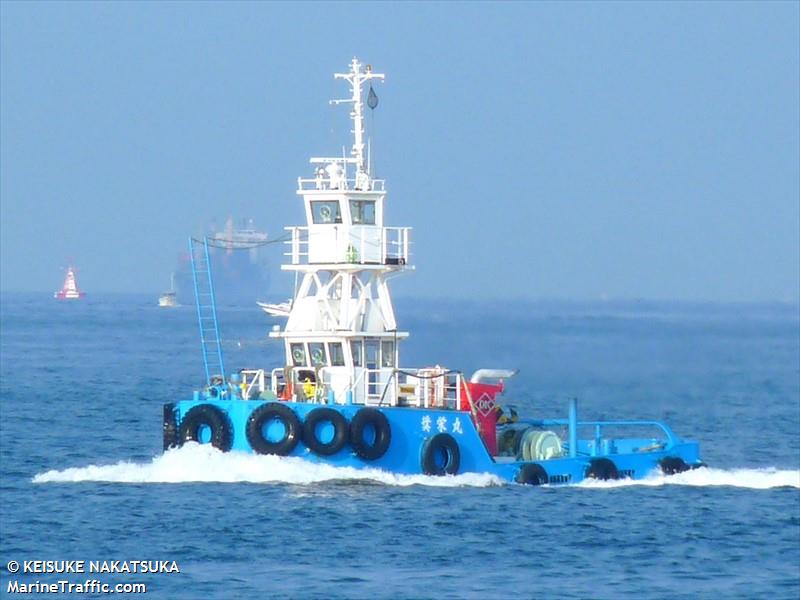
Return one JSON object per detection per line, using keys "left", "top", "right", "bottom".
{"left": 163, "top": 403, "right": 178, "bottom": 451}
{"left": 303, "top": 408, "right": 349, "bottom": 456}
{"left": 350, "top": 408, "right": 392, "bottom": 461}
{"left": 421, "top": 433, "right": 461, "bottom": 476}
{"left": 585, "top": 457, "right": 619, "bottom": 481}
{"left": 517, "top": 462, "right": 549, "bottom": 485}
{"left": 178, "top": 404, "right": 232, "bottom": 451}
{"left": 660, "top": 456, "right": 690, "bottom": 475}
{"left": 246, "top": 402, "right": 302, "bottom": 456}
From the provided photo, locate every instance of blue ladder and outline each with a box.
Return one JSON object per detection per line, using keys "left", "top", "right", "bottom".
{"left": 190, "top": 237, "right": 225, "bottom": 385}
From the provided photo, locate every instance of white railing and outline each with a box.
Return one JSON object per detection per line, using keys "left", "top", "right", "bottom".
{"left": 269, "top": 366, "right": 333, "bottom": 404}
{"left": 317, "top": 366, "right": 465, "bottom": 410}
{"left": 297, "top": 177, "right": 386, "bottom": 192}
{"left": 270, "top": 367, "right": 286, "bottom": 398}
{"left": 398, "top": 369, "right": 464, "bottom": 410}
{"left": 240, "top": 369, "right": 266, "bottom": 399}
{"left": 251, "top": 365, "right": 471, "bottom": 412}
{"left": 287, "top": 228, "right": 309, "bottom": 263}
{"left": 284, "top": 226, "right": 411, "bottom": 266}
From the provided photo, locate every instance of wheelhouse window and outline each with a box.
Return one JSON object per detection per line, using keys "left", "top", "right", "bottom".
{"left": 349, "top": 200, "right": 376, "bottom": 225}
{"left": 329, "top": 342, "right": 345, "bottom": 367}
{"left": 309, "top": 342, "right": 326, "bottom": 367}
{"left": 290, "top": 343, "right": 306, "bottom": 366}
{"left": 365, "top": 340, "right": 379, "bottom": 368}
{"left": 350, "top": 340, "right": 363, "bottom": 367}
{"left": 311, "top": 201, "right": 342, "bottom": 224}
{"left": 381, "top": 341, "right": 395, "bottom": 367}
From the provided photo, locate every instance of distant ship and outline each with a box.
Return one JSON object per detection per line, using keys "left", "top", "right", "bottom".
{"left": 158, "top": 273, "right": 178, "bottom": 308}
{"left": 54, "top": 266, "right": 85, "bottom": 300}
{"left": 174, "top": 218, "right": 271, "bottom": 306}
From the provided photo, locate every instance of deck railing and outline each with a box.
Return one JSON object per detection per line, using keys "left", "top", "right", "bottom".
{"left": 516, "top": 418, "right": 680, "bottom": 453}
{"left": 284, "top": 226, "right": 411, "bottom": 266}
{"left": 253, "top": 365, "right": 466, "bottom": 409}
{"left": 297, "top": 177, "right": 386, "bottom": 192}
{"left": 240, "top": 369, "right": 266, "bottom": 399}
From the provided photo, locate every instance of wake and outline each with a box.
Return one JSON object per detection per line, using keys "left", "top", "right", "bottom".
{"left": 32, "top": 444, "right": 799, "bottom": 490}
{"left": 31, "top": 443, "right": 502, "bottom": 488}
{"left": 575, "top": 466, "right": 799, "bottom": 490}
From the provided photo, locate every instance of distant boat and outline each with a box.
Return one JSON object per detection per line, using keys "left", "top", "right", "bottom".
{"left": 256, "top": 300, "right": 291, "bottom": 317}
{"left": 54, "top": 266, "right": 85, "bottom": 300}
{"left": 158, "top": 273, "right": 179, "bottom": 308}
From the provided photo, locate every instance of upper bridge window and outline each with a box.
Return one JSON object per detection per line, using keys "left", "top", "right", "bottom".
{"left": 311, "top": 201, "right": 342, "bottom": 224}
{"left": 349, "top": 200, "right": 375, "bottom": 225}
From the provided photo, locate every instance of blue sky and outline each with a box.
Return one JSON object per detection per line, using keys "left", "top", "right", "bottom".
{"left": 1, "top": 1, "right": 798, "bottom": 302}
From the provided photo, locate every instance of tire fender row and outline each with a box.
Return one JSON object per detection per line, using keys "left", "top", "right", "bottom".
{"left": 172, "top": 403, "right": 392, "bottom": 462}
{"left": 166, "top": 405, "right": 694, "bottom": 483}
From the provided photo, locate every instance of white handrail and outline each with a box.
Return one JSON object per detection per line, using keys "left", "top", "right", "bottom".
{"left": 284, "top": 226, "right": 411, "bottom": 265}
{"left": 240, "top": 369, "right": 266, "bottom": 399}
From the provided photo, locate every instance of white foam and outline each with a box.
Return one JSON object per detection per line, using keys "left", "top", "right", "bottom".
{"left": 32, "top": 446, "right": 799, "bottom": 490}
{"left": 31, "top": 443, "right": 503, "bottom": 488}
{"left": 574, "top": 466, "right": 800, "bottom": 490}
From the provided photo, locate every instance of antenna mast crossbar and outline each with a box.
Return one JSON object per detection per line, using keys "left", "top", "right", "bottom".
{"left": 330, "top": 57, "right": 384, "bottom": 174}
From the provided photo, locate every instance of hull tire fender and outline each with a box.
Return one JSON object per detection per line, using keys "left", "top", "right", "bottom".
{"left": 659, "top": 456, "right": 690, "bottom": 475}
{"left": 246, "top": 402, "right": 302, "bottom": 456}
{"left": 585, "top": 457, "right": 619, "bottom": 481}
{"left": 303, "top": 408, "right": 349, "bottom": 456}
{"left": 163, "top": 403, "right": 178, "bottom": 451}
{"left": 350, "top": 408, "right": 392, "bottom": 461}
{"left": 421, "top": 433, "right": 461, "bottom": 476}
{"left": 178, "top": 404, "right": 233, "bottom": 452}
{"left": 516, "top": 462, "right": 549, "bottom": 485}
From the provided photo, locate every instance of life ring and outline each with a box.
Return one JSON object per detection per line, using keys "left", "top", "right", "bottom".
{"left": 659, "top": 456, "right": 690, "bottom": 475}
{"left": 246, "top": 402, "right": 302, "bottom": 455}
{"left": 303, "top": 408, "right": 349, "bottom": 456}
{"left": 585, "top": 457, "right": 619, "bottom": 481}
{"left": 516, "top": 462, "right": 549, "bottom": 485}
{"left": 163, "top": 403, "right": 178, "bottom": 451}
{"left": 178, "top": 404, "right": 233, "bottom": 451}
{"left": 350, "top": 408, "right": 391, "bottom": 461}
{"left": 421, "top": 433, "right": 460, "bottom": 476}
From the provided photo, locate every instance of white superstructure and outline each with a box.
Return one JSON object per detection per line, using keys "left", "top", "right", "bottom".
{"left": 269, "top": 58, "right": 416, "bottom": 406}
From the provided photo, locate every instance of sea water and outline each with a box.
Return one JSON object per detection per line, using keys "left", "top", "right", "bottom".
{"left": 1, "top": 293, "right": 798, "bottom": 599}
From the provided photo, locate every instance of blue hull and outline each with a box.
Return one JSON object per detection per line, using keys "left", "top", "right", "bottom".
{"left": 164, "top": 399, "right": 702, "bottom": 485}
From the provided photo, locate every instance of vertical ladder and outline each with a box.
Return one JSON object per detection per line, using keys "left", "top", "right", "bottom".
{"left": 190, "top": 237, "right": 225, "bottom": 385}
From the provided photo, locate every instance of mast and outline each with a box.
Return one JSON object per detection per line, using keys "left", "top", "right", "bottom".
{"left": 331, "top": 57, "right": 384, "bottom": 176}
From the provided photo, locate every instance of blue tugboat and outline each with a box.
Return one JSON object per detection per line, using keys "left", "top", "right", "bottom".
{"left": 163, "top": 58, "right": 703, "bottom": 485}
